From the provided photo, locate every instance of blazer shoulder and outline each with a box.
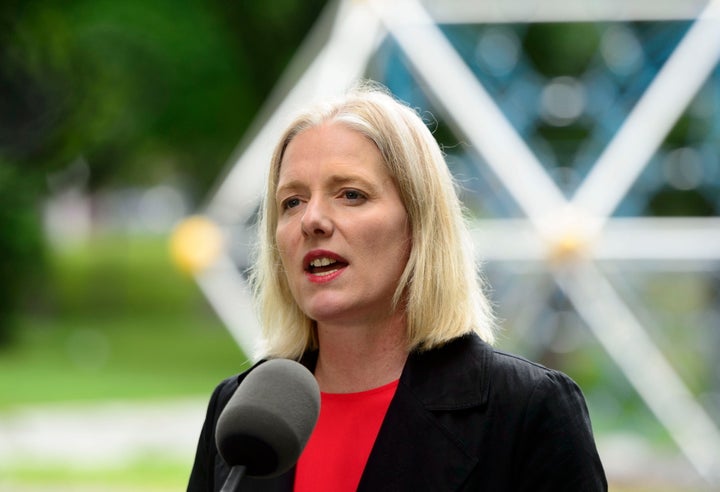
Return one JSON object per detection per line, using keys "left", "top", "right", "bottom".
{"left": 214, "top": 374, "right": 242, "bottom": 408}
{"left": 488, "top": 349, "right": 583, "bottom": 400}
{"left": 491, "top": 350, "right": 554, "bottom": 378}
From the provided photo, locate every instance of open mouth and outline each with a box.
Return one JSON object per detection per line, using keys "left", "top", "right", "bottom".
{"left": 307, "top": 257, "right": 348, "bottom": 276}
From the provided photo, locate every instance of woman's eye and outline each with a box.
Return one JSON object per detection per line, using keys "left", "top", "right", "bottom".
{"left": 282, "top": 197, "right": 301, "bottom": 210}
{"left": 343, "top": 189, "right": 365, "bottom": 201}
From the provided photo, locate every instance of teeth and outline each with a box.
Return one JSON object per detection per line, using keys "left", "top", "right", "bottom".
{"left": 310, "top": 257, "right": 337, "bottom": 267}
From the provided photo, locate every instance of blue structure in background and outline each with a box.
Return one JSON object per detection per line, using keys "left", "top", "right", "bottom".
{"left": 373, "top": 21, "right": 719, "bottom": 219}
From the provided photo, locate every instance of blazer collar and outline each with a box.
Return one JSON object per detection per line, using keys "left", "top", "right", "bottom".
{"left": 400, "top": 333, "right": 492, "bottom": 410}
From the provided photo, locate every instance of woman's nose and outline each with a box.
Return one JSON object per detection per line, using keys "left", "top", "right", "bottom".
{"left": 301, "top": 199, "right": 333, "bottom": 237}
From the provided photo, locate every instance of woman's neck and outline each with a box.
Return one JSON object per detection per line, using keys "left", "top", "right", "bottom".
{"left": 313, "top": 317, "right": 408, "bottom": 394}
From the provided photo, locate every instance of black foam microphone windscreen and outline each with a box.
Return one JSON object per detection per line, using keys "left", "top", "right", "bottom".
{"left": 215, "top": 358, "right": 321, "bottom": 478}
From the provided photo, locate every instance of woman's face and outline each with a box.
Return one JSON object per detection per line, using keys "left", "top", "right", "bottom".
{"left": 275, "top": 122, "right": 411, "bottom": 326}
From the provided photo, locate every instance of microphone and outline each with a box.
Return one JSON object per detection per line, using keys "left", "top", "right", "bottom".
{"left": 215, "top": 358, "right": 320, "bottom": 490}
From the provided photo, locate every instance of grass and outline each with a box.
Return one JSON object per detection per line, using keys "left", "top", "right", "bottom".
{"left": 0, "top": 232, "right": 250, "bottom": 490}
{"left": 1, "top": 460, "right": 189, "bottom": 491}
{"left": 0, "top": 233, "right": 251, "bottom": 408}
{"left": 0, "top": 313, "right": 248, "bottom": 407}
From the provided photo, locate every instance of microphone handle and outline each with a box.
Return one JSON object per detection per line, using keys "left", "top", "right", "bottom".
{"left": 220, "top": 465, "right": 247, "bottom": 492}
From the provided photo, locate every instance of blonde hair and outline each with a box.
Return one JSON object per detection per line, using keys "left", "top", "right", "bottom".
{"left": 251, "top": 82, "right": 495, "bottom": 359}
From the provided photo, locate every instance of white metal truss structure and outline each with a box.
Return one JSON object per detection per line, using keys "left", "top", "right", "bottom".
{"left": 189, "top": 0, "right": 720, "bottom": 485}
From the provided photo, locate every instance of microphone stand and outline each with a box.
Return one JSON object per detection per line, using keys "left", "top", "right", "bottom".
{"left": 220, "top": 465, "right": 247, "bottom": 492}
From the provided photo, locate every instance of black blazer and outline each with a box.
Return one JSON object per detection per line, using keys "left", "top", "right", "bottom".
{"left": 187, "top": 334, "right": 607, "bottom": 491}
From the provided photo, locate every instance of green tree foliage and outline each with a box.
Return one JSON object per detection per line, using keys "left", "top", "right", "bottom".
{"left": 0, "top": 0, "right": 327, "bottom": 342}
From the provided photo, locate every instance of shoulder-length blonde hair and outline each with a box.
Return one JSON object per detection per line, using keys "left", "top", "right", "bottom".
{"left": 250, "top": 82, "right": 495, "bottom": 359}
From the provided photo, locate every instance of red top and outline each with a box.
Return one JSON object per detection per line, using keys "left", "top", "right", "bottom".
{"left": 294, "top": 379, "right": 399, "bottom": 492}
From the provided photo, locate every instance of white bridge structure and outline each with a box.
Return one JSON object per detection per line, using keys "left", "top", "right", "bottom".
{"left": 173, "top": 0, "right": 720, "bottom": 486}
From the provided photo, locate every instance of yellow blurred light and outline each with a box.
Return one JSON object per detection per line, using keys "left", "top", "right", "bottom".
{"left": 170, "top": 215, "right": 224, "bottom": 274}
{"left": 548, "top": 232, "right": 589, "bottom": 264}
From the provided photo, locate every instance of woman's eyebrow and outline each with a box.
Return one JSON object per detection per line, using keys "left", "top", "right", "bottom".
{"left": 326, "top": 174, "right": 378, "bottom": 193}
{"left": 277, "top": 174, "right": 379, "bottom": 197}
{"left": 275, "top": 180, "right": 304, "bottom": 199}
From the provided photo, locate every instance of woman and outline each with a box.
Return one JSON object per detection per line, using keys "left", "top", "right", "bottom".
{"left": 188, "top": 83, "right": 607, "bottom": 491}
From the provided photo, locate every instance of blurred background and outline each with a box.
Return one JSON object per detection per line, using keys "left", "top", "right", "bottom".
{"left": 1, "top": 0, "right": 719, "bottom": 490}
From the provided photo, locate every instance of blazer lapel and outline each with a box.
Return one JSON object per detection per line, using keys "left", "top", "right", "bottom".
{"left": 358, "top": 335, "right": 492, "bottom": 491}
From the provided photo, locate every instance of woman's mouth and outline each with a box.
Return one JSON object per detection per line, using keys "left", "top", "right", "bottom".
{"left": 303, "top": 250, "right": 350, "bottom": 282}
{"left": 307, "top": 257, "right": 347, "bottom": 276}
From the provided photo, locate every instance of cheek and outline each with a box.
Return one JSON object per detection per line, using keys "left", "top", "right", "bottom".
{"left": 366, "top": 215, "right": 411, "bottom": 258}
{"left": 275, "top": 225, "right": 294, "bottom": 270}
{"left": 275, "top": 239, "right": 299, "bottom": 298}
